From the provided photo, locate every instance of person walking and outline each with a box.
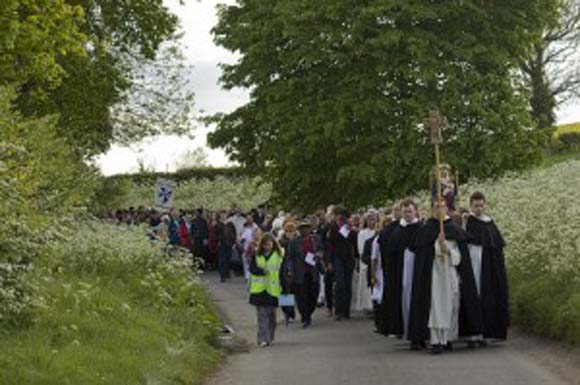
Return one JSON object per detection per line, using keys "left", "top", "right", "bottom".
{"left": 289, "top": 220, "right": 322, "bottom": 328}
{"left": 329, "top": 208, "right": 359, "bottom": 321}
{"left": 215, "top": 211, "right": 235, "bottom": 282}
{"left": 278, "top": 220, "right": 298, "bottom": 325}
{"left": 249, "top": 233, "right": 283, "bottom": 347}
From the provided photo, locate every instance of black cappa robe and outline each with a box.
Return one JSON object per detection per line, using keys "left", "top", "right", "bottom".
{"left": 380, "top": 220, "right": 422, "bottom": 336}
{"left": 407, "top": 218, "right": 483, "bottom": 343}
{"left": 375, "top": 220, "right": 399, "bottom": 335}
{"left": 466, "top": 215, "right": 509, "bottom": 340}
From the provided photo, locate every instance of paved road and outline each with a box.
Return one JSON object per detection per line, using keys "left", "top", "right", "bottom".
{"left": 204, "top": 273, "right": 577, "bottom": 385}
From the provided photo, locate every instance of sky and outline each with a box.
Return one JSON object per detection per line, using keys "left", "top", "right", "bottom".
{"left": 96, "top": 0, "right": 580, "bottom": 176}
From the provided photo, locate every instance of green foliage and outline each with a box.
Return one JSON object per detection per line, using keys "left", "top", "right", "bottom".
{"left": 0, "top": 86, "right": 97, "bottom": 325}
{"left": 209, "top": 0, "right": 557, "bottom": 210}
{"left": 108, "top": 166, "right": 246, "bottom": 185}
{"left": 14, "top": 0, "right": 191, "bottom": 157}
{"left": 0, "top": 223, "right": 222, "bottom": 385}
{"left": 0, "top": 0, "right": 86, "bottom": 93}
{"left": 522, "top": 0, "right": 580, "bottom": 132}
{"left": 551, "top": 132, "right": 580, "bottom": 154}
{"left": 90, "top": 177, "right": 133, "bottom": 216}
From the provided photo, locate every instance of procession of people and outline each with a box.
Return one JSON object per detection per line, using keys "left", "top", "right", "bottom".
{"left": 112, "top": 171, "right": 510, "bottom": 354}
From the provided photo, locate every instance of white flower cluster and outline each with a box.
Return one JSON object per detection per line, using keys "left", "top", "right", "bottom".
{"left": 30, "top": 222, "right": 219, "bottom": 330}
{"left": 462, "top": 160, "right": 580, "bottom": 279}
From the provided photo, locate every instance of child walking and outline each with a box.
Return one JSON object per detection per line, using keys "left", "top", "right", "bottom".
{"left": 249, "top": 233, "right": 283, "bottom": 347}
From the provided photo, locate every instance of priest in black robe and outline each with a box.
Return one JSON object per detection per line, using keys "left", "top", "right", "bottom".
{"left": 377, "top": 203, "right": 402, "bottom": 335}
{"left": 466, "top": 191, "right": 509, "bottom": 343}
{"left": 407, "top": 200, "right": 483, "bottom": 353}
{"left": 381, "top": 199, "right": 422, "bottom": 339}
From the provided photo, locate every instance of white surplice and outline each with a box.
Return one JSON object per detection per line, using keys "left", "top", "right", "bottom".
{"left": 429, "top": 239, "right": 461, "bottom": 346}
{"left": 399, "top": 218, "right": 419, "bottom": 339}
{"left": 353, "top": 229, "right": 375, "bottom": 312}
{"left": 371, "top": 238, "right": 383, "bottom": 303}
{"left": 467, "top": 213, "right": 492, "bottom": 296}
{"left": 402, "top": 248, "right": 415, "bottom": 339}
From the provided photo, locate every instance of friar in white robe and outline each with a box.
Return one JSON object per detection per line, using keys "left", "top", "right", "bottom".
{"left": 353, "top": 216, "right": 377, "bottom": 312}
{"left": 407, "top": 201, "right": 482, "bottom": 354}
{"left": 429, "top": 236, "right": 461, "bottom": 348}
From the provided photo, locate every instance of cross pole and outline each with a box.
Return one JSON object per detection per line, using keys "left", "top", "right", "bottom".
{"left": 455, "top": 169, "right": 460, "bottom": 213}
{"left": 425, "top": 110, "right": 448, "bottom": 241}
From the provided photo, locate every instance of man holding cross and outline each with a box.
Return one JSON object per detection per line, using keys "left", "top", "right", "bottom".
{"left": 406, "top": 111, "right": 482, "bottom": 353}
{"left": 407, "top": 200, "right": 482, "bottom": 353}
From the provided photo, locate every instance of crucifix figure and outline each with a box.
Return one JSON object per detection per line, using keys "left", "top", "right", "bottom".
{"left": 426, "top": 110, "right": 446, "bottom": 145}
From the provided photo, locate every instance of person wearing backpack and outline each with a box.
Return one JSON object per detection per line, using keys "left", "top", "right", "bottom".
{"left": 249, "top": 233, "right": 283, "bottom": 347}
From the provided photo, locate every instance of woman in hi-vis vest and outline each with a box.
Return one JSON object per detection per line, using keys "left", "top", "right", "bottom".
{"left": 249, "top": 233, "right": 283, "bottom": 347}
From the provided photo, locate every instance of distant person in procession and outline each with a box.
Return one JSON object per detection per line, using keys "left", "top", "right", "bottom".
{"left": 241, "top": 214, "right": 262, "bottom": 280}
{"left": 329, "top": 207, "right": 359, "bottom": 321}
{"left": 288, "top": 219, "right": 323, "bottom": 328}
{"left": 278, "top": 220, "right": 298, "bottom": 325}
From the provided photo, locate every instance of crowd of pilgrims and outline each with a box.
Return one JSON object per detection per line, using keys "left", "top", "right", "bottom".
{"left": 111, "top": 175, "right": 509, "bottom": 354}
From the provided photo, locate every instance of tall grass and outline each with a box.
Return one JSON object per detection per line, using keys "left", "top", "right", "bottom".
{"left": 0, "top": 223, "right": 222, "bottom": 385}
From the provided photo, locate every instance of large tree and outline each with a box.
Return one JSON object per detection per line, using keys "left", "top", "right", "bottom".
{"left": 521, "top": 0, "right": 580, "bottom": 132}
{"left": 209, "top": 0, "right": 558, "bottom": 209}
{"left": 16, "top": 0, "right": 193, "bottom": 157}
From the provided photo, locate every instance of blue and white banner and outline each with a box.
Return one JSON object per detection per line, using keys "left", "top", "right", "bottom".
{"left": 154, "top": 179, "right": 175, "bottom": 209}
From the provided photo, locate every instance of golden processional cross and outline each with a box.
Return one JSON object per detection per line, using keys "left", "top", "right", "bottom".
{"left": 424, "top": 110, "right": 448, "bottom": 239}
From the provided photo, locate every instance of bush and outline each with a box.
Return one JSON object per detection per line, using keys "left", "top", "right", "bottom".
{"left": 552, "top": 132, "right": 580, "bottom": 154}
{"left": 0, "top": 87, "right": 97, "bottom": 325}
{"left": 0, "top": 222, "right": 222, "bottom": 385}
{"left": 108, "top": 166, "right": 245, "bottom": 185}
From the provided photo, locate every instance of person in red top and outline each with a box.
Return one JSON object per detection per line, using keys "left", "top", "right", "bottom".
{"left": 178, "top": 211, "right": 192, "bottom": 249}
{"left": 288, "top": 220, "right": 322, "bottom": 328}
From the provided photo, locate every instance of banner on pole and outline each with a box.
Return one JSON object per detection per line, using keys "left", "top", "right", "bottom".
{"left": 154, "top": 179, "right": 175, "bottom": 209}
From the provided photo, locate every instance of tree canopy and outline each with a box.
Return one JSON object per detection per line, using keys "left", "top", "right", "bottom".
{"left": 522, "top": 0, "right": 580, "bottom": 132}
{"left": 9, "top": 0, "right": 193, "bottom": 157}
{"left": 209, "top": 0, "right": 560, "bottom": 210}
{"left": 0, "top": 0, "right": 86, "bottom": 92}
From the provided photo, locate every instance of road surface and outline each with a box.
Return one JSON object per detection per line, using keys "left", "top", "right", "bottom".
{"left": 204, "top": 273, "right": 579, "bottom": 385}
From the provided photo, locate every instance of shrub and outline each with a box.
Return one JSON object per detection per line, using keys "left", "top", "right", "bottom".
{"left": 0, "top": 87, "right": 96, "bottom": 325}
{"left": 0, "top": 222, "right": 222, "bottom": 385}
{"left": 108, "top": 166, "right": 245, "bottom": 185}
{"left": 552, "top": 132, "right": 580, "bottom": 154}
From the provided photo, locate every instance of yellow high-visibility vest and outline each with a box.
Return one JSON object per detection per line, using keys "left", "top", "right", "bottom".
{"left": 250, "top": 252, "right": 282, "bottom": 298}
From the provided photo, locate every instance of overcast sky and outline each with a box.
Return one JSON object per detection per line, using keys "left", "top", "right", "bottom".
{"left": 96, "top": 0, "right": 580, "bottom": 176}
